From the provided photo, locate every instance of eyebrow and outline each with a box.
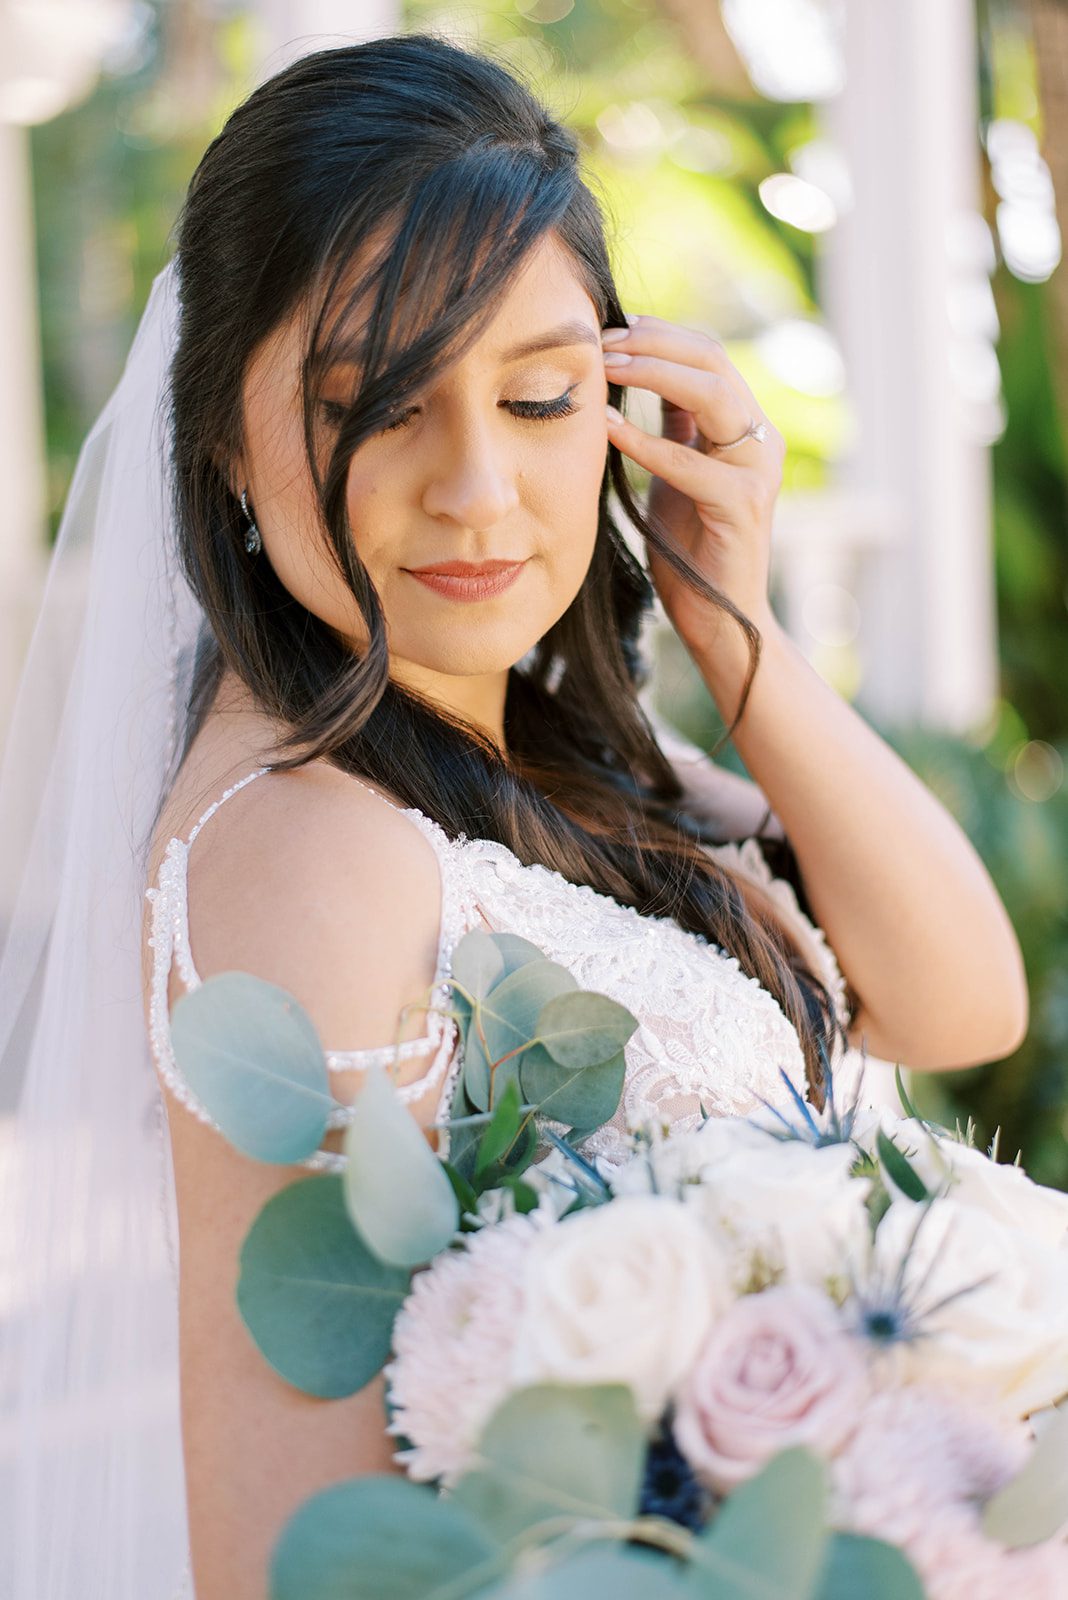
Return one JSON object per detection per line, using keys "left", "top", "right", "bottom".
{"left": 496, "top": 319, "right": 602, "bottom": 362}
{"left": 312, "top": 317, "right": 601, "bottom": 375}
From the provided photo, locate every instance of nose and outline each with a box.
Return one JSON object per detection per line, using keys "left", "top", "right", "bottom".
{"left": 420, "top": 420, "right": 521, "bottom": 531}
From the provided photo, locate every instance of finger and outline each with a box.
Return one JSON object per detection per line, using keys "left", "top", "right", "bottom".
{"left": 603, "top": 350, "right": 757, "bottom": 456}
{"left": 606, "top": 313, "right": 768, "bottom": 430}
{"left": 660, "top": 395, "right": 699, "bottom": 446}
{"left": 605, "top": 403, "right": 748, "bottom": 512}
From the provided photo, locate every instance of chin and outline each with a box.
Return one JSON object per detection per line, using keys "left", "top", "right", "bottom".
{"left": 397, "top": 641, "right": 532, "bottom": 679}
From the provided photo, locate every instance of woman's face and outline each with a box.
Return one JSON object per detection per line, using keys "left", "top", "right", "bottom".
{"left": 230, "top": 231, "right": 610, "bottom": 747}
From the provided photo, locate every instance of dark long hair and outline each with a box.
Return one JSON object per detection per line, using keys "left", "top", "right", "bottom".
{"left": 165, "top": 31, "right": 846, "bottom": 1105}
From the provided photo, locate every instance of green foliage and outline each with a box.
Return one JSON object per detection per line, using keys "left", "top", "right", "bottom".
{"left": 460, "top": 960, "right": 580, "bottom": 1113}
{"left": 269, "top": 1476, "right": 508, "bottom": 1600}
{"left": 518, "top": 1040, "right": 628, "bottom": 1132}
{"left": 471, "top": 1546, "right": 693, "bottom": 1599}
{"left": 688, "top": 1448, "right": 827, "bottom": 1599}
{"left": 270, "top": 1379, "right": 924, "bottom": 1600}
{"left": 474, "top": 1077, "right": 527, "bottom": 1178}
{"left": 876, "top": 721, "right": 1068, "bottom": 1192}
{"left": 812, "top": 1533, "right": 926, "bottom": 1599}
{"left": 169, "top": 971, "right": 336, "bottom": 1163}
{"left": 874, "top": 1129, "right": 931, "bottom": 1204}
{"left": 447, "top": 928, "right": 638, "bottom": 1193}
{"left": 343, "top": 1062, "right": 460, "bottom": 1267}
{"left": 449, "top": 1384, "right": 647, "bottom": 1544}
{"left": 236, "top": 1175, "right": 410, "bottom": 1398}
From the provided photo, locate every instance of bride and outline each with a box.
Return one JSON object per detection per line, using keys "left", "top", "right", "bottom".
{"left": 0, "top": 30, "right": 1028, "bottom": 1600}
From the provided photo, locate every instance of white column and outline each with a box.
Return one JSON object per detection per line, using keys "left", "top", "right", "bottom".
{"left": 820, "top": 0, "right": 999, "bottom": 734}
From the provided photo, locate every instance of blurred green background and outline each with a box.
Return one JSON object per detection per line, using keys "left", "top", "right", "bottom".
{"left": 20, "top": 0, "right": 1068, "bottom": 1184}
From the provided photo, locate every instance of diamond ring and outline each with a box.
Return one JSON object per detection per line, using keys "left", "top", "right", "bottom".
{"left": 709, "top": 418, "right": 769, "bottom": 453}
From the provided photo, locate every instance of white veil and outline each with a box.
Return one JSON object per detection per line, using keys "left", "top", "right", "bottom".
{"left": 0, "top": 257, "right": 199, "bottom": 1599}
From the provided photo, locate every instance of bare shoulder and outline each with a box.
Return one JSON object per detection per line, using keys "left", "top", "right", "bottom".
{"left": 182, "top": 755, "right": 447, "bottom": 1063}
{"left": 142, "top": 678, "right": 452, "bottom": 1123}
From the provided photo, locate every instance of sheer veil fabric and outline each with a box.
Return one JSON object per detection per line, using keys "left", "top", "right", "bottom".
{"left": 0, "top": 259, "right": 198, "bottom": 1598}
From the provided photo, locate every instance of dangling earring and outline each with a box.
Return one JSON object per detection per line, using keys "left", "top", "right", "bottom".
{"left": 239, "top": 487, "right": 262, "bottom": 554}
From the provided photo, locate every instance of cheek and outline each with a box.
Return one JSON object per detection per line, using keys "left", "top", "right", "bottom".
{"left": 255, "top": 423, "right": 370, "bottom": 634}
{"left": 529, "top": 417, "right": 607, "bottom": 558}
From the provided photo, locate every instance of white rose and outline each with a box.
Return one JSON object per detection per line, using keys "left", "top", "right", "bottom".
{"left": 677, "top": 1134, "right": 873, "bottom": 1294}
{"left": 939, "top": 1142, "right": 1068, "bottom": 1244}
{"left": 609, "top": 1114, "right": 776, "bottom": 1200}
{"left": 869, "top": 1195, "right": 1068, "bottom": 1418}
{"left": 851, "top": 1111, "right": 1068, "bottom": 1237}
{"left": 509, "top": 1193, "right": 732, "bottom": 1421}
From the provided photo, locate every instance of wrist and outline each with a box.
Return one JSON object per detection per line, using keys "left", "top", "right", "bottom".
{"left": 691, "top": 607, "right": 791, "bottom": 721}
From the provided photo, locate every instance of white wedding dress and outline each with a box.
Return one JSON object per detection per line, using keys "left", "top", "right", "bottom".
{"left": 146, "top": 762, "right": 876, "bottom": 1176}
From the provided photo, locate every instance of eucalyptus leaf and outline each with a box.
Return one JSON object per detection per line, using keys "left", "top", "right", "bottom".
{"left": 462, "top": 1017, "right": 494, "bottom": 1114}
{"left": 981, "top": 1401, "right": 1068, "bottom": 1546}
{"left": 471, "top": 1544, "right": 692, "bottom": 1599}
{"left": 475, "top": 1116, "right": 539, "bottom": 1193}
{"left": 876, "top": 1129, "right": 930, "bottom": 1202}
{"left": 463, "top": 960, "right": 576, "bottom": 1114}
{"left": 450, "top": 930, "right": 506, "bottom": 1003}
{"left": 343, "top": 1063, "right": 459, "bottom": 1267}
{"left": 537, "top": 990, "right": 638, "bottom": 1070}
{"left": 689, "top": 1447, "right": 828, "bottom": 1600}
{"left": 236, "top": 1175, "right": 409, "bottom": 1397}
{"left": 445, "top": 1077, "right": 485, "bottom": 1181}
{"left": 520, "top": 1042, "right": 627, "bottom": 1133}
{"left": 490, "top": 1053, "right": 524, "bottom": 1113}
{"left": 441, "top": 1159, "right": 480, "bottom": 1218}
{"left": 450, "top": 1383, "right": 646, "bottom": 1544}
{"left": 170, "top": 971, "right": 334, "bottom": 1163}
{"left": 475, "top": 1077, "right": 524, "bottom": 1177}
{"left": 269, "top": 1474, "right": 507, "bottom": 1600}
{"left": 813, "top": 1532, "right": 926, "bottom": 1599}
{"left": 490, "top": 931, "right": 554, "bottom": 979}
{"left": 478, "top": 960, "right": 579, "bottom": 1092}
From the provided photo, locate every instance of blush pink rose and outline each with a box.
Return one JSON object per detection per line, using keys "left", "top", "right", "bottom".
{"left": 672, "top": 1283, "right": 869, "bottom": 1492}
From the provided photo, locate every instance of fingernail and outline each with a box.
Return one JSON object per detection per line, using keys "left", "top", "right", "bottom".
{"left": 601, "top": 325, "right": 630, "bottom": 343}
{"left": 625, "top": 313, "right": 640, "bottom": 325}
{"left": 602, "top": 350, "right": 632, "bottom": 365}
{"left": 606, "top": 404, "right": 624, "bottom": 423}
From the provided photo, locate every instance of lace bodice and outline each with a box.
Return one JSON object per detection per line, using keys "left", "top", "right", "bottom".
{"left": 145, "top": 764, "right": 856, "bottom": 1174}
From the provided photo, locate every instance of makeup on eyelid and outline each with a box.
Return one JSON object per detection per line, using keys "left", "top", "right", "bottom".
{"left": 316, "top": 381, "right": 582, "bottom": 433}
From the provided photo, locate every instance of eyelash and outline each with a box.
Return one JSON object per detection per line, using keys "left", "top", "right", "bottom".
{"left": 317, "top": 385, "right": 581, "bottom": 434}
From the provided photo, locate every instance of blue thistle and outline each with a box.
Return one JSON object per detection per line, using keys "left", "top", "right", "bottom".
{"left": 747, "top": 1035, "right": 866, "bottom": 1150}
{"left": 845, "top": 1196, "right": 998, "bottom": 1349}
{"left": 637, "top": 1418, "right": 714, "bottom": 1533}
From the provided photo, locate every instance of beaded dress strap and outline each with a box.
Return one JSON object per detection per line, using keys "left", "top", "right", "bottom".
{"left": 145, "top": 764, "right": 470, "bottom": 1172}
{"left": 169, "top": 765, "right": 465, "bottom": 1074}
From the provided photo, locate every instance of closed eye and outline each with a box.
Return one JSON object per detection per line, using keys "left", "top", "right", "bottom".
{"left": 317, "top": 384, "right": 582, "bottom": 435}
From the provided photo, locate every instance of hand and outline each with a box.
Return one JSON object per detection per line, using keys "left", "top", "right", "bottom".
{"left": 602, "top": 314, "right": 787, "bottom": 664}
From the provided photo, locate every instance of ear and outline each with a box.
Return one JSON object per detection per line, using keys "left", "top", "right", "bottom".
{"left": 210, "top": 447, "right": 245, "bottom": 502}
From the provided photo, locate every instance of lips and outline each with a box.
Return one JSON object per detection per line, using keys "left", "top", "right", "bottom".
{"left": 405, "top": 560, "right": 528, "bottom": 602}
{"left": 406, "top": 559, "right": 525, "bottom": 576}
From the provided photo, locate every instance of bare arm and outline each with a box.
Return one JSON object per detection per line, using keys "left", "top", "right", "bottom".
{"left": 690, "top": 618, "right": 1029, "bottom": 1070}
{"left": 158, "top": 770, "right": 451, "bottom": 1599}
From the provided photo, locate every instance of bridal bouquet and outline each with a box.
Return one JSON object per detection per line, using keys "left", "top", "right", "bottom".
{"left": 170, "top": 928, "right": 1068, "bottom": 1599}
